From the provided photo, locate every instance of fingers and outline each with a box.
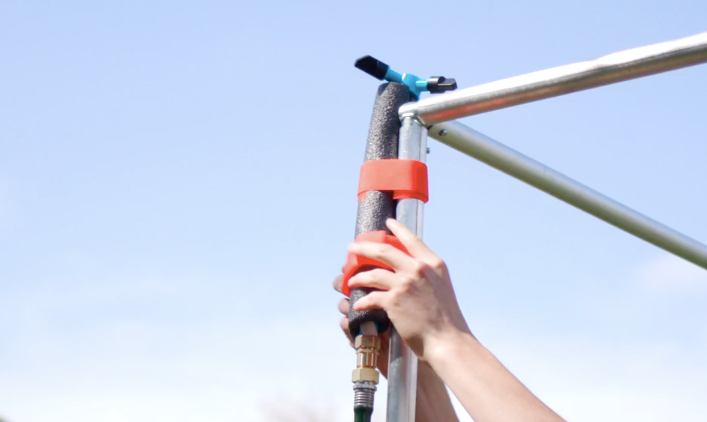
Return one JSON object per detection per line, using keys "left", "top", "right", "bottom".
{"left": 348, "top": 241, "right": 416, "bottom": 272}
{"left": 338, "top": 298, "right": 350, "bottom": 315}
{"left": 340, "top": 316, "right": 350, "bottom": 332}
{"left": 352, "top": 290, "right": 387, "bottom": 312}
{"left": 386, "top": 218, "right": 437, "bottom": 263}
{"left": 333, "top": 275, "right": 343, "bottom": 293}
{"left": 348, "top": 268, "right": 396, "bottom": 291}
{"left": 340, "top": 316, "right": 354, "bottom": 345}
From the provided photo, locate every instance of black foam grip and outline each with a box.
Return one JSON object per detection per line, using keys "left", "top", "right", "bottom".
{"left": 348, "top": 82, "right": 411, "bottom": 338}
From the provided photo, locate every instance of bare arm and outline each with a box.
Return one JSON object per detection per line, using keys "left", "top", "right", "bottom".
{"left": 416, "top": 361, "right": 459, "bottom": 422}
{"left": 427, "top": 330, "right": 562, "bottom": 422}
{"left": 345, "top": 218, "right": 564, "bottom": 422}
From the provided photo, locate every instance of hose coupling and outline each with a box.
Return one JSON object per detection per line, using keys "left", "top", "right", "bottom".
{"left": 352, "top": 334, "right": 381, "bottom": 384}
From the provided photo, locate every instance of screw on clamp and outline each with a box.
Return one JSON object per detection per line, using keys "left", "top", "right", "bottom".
{"left": 354, "top": 55, "right": 458, "bottom": 99}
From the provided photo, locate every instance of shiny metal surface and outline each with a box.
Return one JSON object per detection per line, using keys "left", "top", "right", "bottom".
{"left": 354, "top": 381, "right": 377, "bottom": 409}
{"left": 396, "top": 118, "right": 427, "bottom": 234}
{"left": 400, "top": 32, "right": 707, "bottom": 124}
{"left": 386, "top": 327, "right": 418, "bottom": 422}
{"left": 355, "top": 335, "right": 381, "bottom": 371}
{"left": 429, "top": 120, "right": 707, "bottom": 270}
{"left": 386, "top": 117, "right": 426, "bottom": 422}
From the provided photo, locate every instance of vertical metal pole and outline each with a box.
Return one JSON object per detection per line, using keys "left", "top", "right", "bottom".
{"left": 387, "top": 117, "right": 427, "bottom": 422}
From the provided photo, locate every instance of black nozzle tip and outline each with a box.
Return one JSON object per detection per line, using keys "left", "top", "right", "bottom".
{"left": 355, "top": 55, "right": 389, "bottom": 80}
{"left": 427, "top": 76, "right": 458, "bottom": 93}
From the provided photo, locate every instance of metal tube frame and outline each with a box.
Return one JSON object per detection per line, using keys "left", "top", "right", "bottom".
{"left": 387, "top": 117, "right": 427, "bottom": 422}
{"left": 399, "top": 31, "right": 707, "bottom": 125}
{"left": 383, "top": 31, "right": 707, "bottom": 422}
{"left": 429, "top": 120, "right": 707, "bottom": 270}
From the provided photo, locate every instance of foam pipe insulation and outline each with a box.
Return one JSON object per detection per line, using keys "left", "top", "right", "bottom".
{"left": 348, "top": 82, "right": 411, "bottom": 338}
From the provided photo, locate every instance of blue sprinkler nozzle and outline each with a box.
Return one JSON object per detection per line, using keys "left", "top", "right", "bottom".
{"left": 354, "top": 55, "right": 457, "bottom": 99}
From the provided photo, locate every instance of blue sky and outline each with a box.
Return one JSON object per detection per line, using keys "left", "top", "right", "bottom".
{"left": 1, "top": 1, "right": 706, "bottom": 421}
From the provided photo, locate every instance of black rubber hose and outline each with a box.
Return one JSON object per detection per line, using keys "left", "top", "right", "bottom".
{"left": 348, "top": 82, "right": 411, "bottom": 338}
{"left": 354, "top": 407, "right": 373, "bottom": 422}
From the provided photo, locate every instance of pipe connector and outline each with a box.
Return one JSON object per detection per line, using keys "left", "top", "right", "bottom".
{"left": 352, "top": 333, "right": 382, "bottom": 383}
{"left": 352, "top": 367, "right": 379, "bottom": 383}
{"left": 355, "top": 335, "right": 380, "bottom": 367}
{"left": 352, "top": 336, "right": 380, "bottom": 419}
{"left": 398, "top": 102, "right": 421, "bottom": 122}
{"left": 353, "top": 381, "right": 377, "bottom": 410}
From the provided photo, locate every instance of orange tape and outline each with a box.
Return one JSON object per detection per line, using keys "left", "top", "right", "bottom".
{"left": 357, "top": 159, "right": 428, "bottom": 203}
{"left": 341, "top": 230, "right": 409, "bottom": 297}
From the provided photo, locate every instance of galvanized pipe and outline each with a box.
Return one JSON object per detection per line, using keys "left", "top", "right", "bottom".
{"left": 387, "top": 117, "right": 427, "bottom": 422}
{"left": 400, "top": 31, "right": 707, "bottom": 125}
{"left": 429, "top": 120, "right": 707, "bottom": 270}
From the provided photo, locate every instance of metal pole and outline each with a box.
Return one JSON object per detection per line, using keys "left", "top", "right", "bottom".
{"left": 387, "top": 117, "right": 427, "bottom": 422}
{"left": 400, "top": 31, "right": 707, "bottom": 125}
{"left": 429, "top": 120, "right": 707, "bottom": 270}
{"left": 349, "top": 82, "right": 412, "bottom": 422}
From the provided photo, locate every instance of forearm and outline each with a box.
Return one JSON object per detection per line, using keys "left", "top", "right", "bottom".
{"left": 416, "top": 361, "right": 459, "bottom": 422}
{"left": 428, "top": 332, "right": 564, "bottom": 422}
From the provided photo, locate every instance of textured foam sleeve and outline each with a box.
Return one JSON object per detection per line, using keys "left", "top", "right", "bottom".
{"left": 348, "top": 82, "right": 411, "bottom": 338}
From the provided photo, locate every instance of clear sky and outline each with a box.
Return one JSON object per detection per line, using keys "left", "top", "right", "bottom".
{"left": 1, "top": 1, "right": 706, "bottom": 421}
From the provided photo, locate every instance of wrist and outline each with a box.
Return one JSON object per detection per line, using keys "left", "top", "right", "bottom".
{"left": 424, "top": 327, "right": 480, "bottom": 369}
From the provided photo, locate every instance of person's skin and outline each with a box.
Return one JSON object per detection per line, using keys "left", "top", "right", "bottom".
{"left": 334, "top": 280, "right": 460, "bottom": 422}
{"left": 334, "top": 218, "right": 565, "bottom": 422}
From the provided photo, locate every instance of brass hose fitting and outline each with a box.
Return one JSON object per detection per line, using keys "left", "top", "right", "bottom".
{"left": 352, "top": 334, "right": 381, "bottom": 383}
{"left": 352, "top": 334, "right": 381, "bottom": 414}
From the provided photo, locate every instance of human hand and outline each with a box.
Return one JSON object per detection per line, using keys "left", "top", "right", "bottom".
{"left": 345, "top": 218, "right": 471, "bottom": 362}
{"left": 335, "top": 220, "right": 562, "bottom": 422}
{"left": 333, "top": 242, "right": 463, "bottom": 422}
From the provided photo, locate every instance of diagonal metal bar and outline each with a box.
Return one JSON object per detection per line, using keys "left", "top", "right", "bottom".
{"left": 429, "top": 120, "right": 707, "bottom": 269}
{"left": 401, "top": 32, "right": 707, "bottom": 125}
